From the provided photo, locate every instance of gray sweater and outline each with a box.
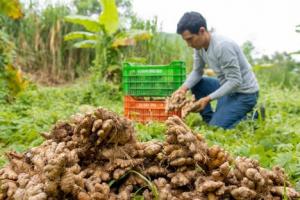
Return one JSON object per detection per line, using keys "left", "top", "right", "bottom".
{"left": 184, "top": 33, "right": 259, "bottom": 100}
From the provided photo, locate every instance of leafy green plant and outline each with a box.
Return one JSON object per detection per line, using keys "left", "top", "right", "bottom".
{"left": 0, "top": 3, "right": 95, "bottom": 83}
{"left": 136, "top": 122, "right": 166, "bottom": 142}
{"left": 64, "top": 0, "right": 152, "bottom": 83}
{"left": 242, "top": 40, "right": 255, "bottom": 65}
{"left": 255, "top": 52, "right": 300, "bottom": 89}
{"left": 0, "top": 0, "right": 27, "bottom": 100}
{"left": 0, "top": 30, "right": 28, "bottom": 101}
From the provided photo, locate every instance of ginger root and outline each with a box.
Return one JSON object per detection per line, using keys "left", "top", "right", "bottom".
{"left": 0, "top": 108, "right": 299, "bottom": 200}
{"left": 165, "top": 92, "right": 196, "bottom": 118}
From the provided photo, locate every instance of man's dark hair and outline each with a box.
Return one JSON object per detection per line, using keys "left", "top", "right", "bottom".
{"left": 177, "top": 11, "right": 207, "bottom": 34}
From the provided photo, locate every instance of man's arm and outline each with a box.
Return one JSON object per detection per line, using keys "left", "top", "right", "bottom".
{"left": 208, "top": 42, "right": 242, "bottom": 100}
{"left": 182, "top": 49, "right": 205, "bottom": 90}
{"left": 175, "top": 49, "right": 205, "bottom": 95}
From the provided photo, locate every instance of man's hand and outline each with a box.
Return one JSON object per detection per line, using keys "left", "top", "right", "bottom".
{"left": 189, "top": 96, "right": 211, "bottom": 112}
{"left": 169, "top": 85, "right": 189, "bottom": 104}
{"left": 173, "top": 85, "right": 188, "bottom": 96}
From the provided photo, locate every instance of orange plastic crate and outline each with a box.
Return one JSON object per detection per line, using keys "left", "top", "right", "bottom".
{"left": 124, "top": 96, "right": 181, "bottom": 123}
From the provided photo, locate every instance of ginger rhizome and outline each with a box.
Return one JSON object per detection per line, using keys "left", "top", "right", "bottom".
{"left": 0, "top": 109, "right": 299, "bottom": 200}
{"left": 165, "top": 92, "right": 196, "bottom": 118}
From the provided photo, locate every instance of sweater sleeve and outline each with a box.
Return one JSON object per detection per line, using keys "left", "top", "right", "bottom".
{"left": 183, "top": 49, "right": 205, "bottom": 89}
{"left": 209, "top": 42, "right": 242, "bottom": 100}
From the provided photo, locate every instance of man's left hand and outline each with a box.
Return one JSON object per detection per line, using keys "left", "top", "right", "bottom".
{"left": 190, "top": 96, "right": 211, "bottom": 112}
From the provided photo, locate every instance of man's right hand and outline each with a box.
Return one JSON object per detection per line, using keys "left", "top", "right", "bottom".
{"left": 166, "top": 85, "right": 189, "bottom": 112}
{"left": 173, "top": 85, "right": 188, "bottom": 97}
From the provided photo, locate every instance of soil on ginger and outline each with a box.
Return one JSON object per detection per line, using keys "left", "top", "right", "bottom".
{"left": 0, "top": 108, "right": 299, "bottom": 200}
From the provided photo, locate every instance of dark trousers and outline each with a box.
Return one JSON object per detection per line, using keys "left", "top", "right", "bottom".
{"left": 191, "top": 77, "right": 258, "bottom": 129}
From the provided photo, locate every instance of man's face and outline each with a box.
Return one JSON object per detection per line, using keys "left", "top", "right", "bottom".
{"left": 181, "top": 29, "right": 206, "bottom": 49}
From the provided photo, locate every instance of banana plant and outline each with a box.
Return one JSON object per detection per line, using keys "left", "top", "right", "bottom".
{"left": 64, "top": 0, "right": 152, "bottom": 83}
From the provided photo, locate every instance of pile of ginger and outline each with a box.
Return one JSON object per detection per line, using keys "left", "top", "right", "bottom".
{"left": 0, "top": 107, "right": 299, "bottom": 200}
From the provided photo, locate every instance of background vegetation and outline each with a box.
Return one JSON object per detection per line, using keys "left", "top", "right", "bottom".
{"left": 0, "top": 0, "right": 299, "bottom": 191}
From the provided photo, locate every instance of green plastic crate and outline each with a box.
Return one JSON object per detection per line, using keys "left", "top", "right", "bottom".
{"left": 122, "top": 61, "right": 186, "bottom": 97}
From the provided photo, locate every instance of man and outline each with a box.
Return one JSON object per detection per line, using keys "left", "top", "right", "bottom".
{"left": 175, "top": 11, "right": 259, "bottom": 129}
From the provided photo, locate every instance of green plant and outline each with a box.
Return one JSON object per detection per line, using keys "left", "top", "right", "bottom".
{"left": 64, "top": 0, "right": 152, "bottom": 83}
{"left": 242, "top": 40, "right": 255, "bottom": 65}
{"left": 129, "top": 170, "right": 159, "bottom": 200}
{"left": 0, "top": 3, "right": 95, "bottom": 83}
{"left": 255, "top": 52, "right": 300, "bottom": 89}
{"left": 0, "top": 0, "right": 27, "bottom": 100}
{"left": 0, "top": 30, "right": 28, "bottom": 101}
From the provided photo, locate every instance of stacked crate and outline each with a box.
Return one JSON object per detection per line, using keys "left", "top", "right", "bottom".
{"left": 122, "top": 61, "right": 186, "bottom": 123}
